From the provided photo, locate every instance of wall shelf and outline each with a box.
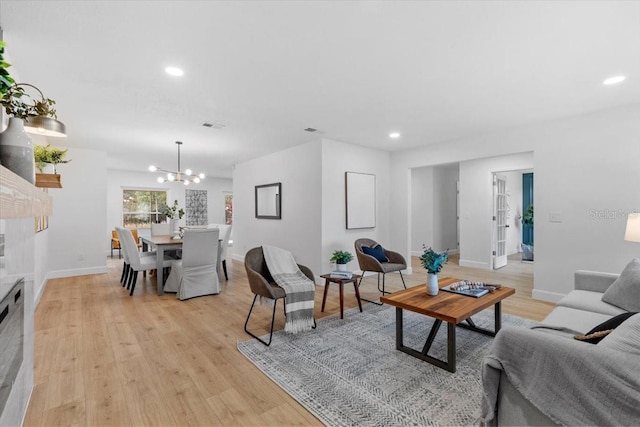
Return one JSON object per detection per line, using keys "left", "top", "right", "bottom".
{"left": 1, "top": 166, "right": 53, "bottom": 218}
{"left": 35, "top": 173, "right": 62, "bottom": 188}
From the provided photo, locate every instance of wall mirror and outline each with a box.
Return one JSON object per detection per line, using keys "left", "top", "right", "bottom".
{"left": 255, "top": 182, "right": 281, "bottom": 219}
{"left": 345, "top": 172, "right": 375, "bottom": 229}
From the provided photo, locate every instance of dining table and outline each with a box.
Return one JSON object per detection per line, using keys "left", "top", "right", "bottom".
{"left": 140, "top": 234, "right": 223, "bottom": 295}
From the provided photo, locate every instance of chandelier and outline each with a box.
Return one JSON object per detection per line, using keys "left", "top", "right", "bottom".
{"left": 149, "top": 141, "right": 205, "bottom": 185}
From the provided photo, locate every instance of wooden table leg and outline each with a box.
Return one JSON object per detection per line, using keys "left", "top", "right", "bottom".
{"left": 339, "top": 281, "right": 345, "bottom": 319}
{"left": 321, "top": 279, "right": 330, "bottom": 312}
{"left": 353, "top": 280, "right": 363, "bottom": 312}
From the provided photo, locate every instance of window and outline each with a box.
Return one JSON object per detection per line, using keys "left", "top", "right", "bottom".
{"left": 122, "top": 189, "right": 167, "bottom": 229}
{"left": 224, "top": 193, "right": 233, "bottom": 225}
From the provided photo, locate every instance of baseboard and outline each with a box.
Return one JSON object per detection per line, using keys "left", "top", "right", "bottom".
{"left": 532, "top": 289, "right": 565, "bottom": 303}
{"left": 458, "top": 259, "right": 491, "bottom": 269}
{"left": 411, "top": 249, "right": 459, "bottom": 257}
{"left": 47, "top": 266, "right": 109, "bottom": 279}
{"left": 34, "top": 274, "right": 50, "bottom": 307}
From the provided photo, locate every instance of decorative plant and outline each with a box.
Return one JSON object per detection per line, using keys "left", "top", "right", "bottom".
{"left": 161, "top": 200, "right": 185, "bottom": 220}
{"left": 522, "top": 204, "right": 534, "bottom": 226}
{"left": 0, "top": 82, "right": 58, "bottom": 119}
{"left": 330, "top": 250, "right": 353, "bottom": 264}
{"left": 0, "top": 41, "right": 16, "bottom": 96}
{"left": 419, "top": 245, "right": 448, "bottom": 274}
{"left": 33, "top": 144, "right": 71, "bottom": 173}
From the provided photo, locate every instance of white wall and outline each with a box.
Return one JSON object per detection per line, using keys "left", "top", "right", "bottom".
{"left": 391, "top": 104, "right": 640, "bottom": 302}
{"left": 46, "top": 145, "right": 108, "bottom": 278}
{"left": 320, "top": 139, "right": 391, "bottom": 274}
{"left": 233, "top": 140, "right": 323, "bottom": 274}
{"left": 106, "top": 169, "right": 232, "bottom": 245}
{"left": 458, "top": 152, "right": 534, "bottom": 269}
{"left": 433, "top": 163, "right": 459, "bottom": 253}
{"left": 411, "top": 166, "right": 435, "bottom": 254}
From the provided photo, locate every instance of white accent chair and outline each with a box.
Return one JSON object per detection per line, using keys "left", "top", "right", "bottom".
{"left": 164, "top": 228, "right": 220, "bottom": 300}
{"left": 208, "top": 223, "right": 233, "bottom": 280}
{"left": 116, "top": 227, "right": 173, "bottom": 296}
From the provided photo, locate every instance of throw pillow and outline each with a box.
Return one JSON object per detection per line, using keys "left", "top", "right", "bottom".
{"left": 362, "top": 245, "right": 388, "bottom": 263}
{"left": 601, "top": 258, "right": 640, "bottom": 311}
{"left": 573, "top": 311, "right": 637, "bottom": 344}
{"left": 597, "top": 313, "right": 640, "bottom": 355}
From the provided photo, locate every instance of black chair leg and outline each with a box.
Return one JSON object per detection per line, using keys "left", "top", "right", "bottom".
{"left": 122, "top": 263, "right": 131, "bottom": 286}
{"left": 222, "top": 260, "right": 228, "bottom": 280}
{"left": 358, "top": 273, "right": 383, "bottom": 306}
{"left": 244, "top": 295, "right": 278, "bottom": 346}
{"left": 129, "top": 271, "right": 138, "bottom": 296}
{"left": 399, "top": 271, "right": 407, "bottom": 289}
{"left": 120, "top": 261, "right": 127, "bottom": 284}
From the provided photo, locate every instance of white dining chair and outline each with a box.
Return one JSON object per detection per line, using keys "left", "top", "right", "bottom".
{"left": 164, "top": 228, "right": 220, "bottom": 300}
{"left": 117, "top": 227, "right": 173, "bottom": 296}
{"left": 208, "top": 223, "right": 233, "bottom": 280}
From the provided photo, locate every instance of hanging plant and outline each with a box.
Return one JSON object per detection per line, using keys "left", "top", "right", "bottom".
{"left": 0, "top": 41, "right": 16, "bottom": 96}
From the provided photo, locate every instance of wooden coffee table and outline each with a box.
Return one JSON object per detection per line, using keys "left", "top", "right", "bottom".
{"left": 380, "top": 277, "right": 515, "bottom": 373}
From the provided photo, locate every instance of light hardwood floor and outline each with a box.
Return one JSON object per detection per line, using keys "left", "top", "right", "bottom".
{"left": 25, "top": 252, "right": 554, "bottom": 426}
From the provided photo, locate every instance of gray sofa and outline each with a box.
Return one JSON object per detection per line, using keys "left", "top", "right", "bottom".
{"left": 481, "top": 268, "right": 640, "bottom": 426}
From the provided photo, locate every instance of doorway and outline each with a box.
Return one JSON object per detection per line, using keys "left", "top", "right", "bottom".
{"left": 491, "top": 169, "right": 533, "bottom": 269}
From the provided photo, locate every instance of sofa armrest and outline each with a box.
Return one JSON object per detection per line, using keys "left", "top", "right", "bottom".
{"left": 574, "top": 270, "right": 619, "bottom": 293}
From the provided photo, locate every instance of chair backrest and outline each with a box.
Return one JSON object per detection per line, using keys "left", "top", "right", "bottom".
{"left": 117, "top": 227, "right": 144, "bottom": 269}
{"left": 115, "top": 227, "right": 131, "bottom": 264}
{"left": 355, "top": 238, "right": 378, "bottom": 255}
{"left": 131, "top": 229, "right": 142, "bottom": 247}
{"left": 151, "top": 222, "right": 170, "bottom": 236}
{"left": 244, "top": 247, "right": 276, "bottom": 294}
{"left": 181, "top": 228, "right": 219, "bottom": 268}
{"left": 216, "top": 224, "right": 232, "bottom": 258}
{"left": 111, "top": 230, "right": 120, "bottom": 249}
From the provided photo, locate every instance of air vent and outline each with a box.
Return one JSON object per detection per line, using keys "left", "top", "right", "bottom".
{"left": 202, "top": 122, "right": 226, "bottom": 130}
{"left": 304, "top": 127, "right": 318, "bottom": 132}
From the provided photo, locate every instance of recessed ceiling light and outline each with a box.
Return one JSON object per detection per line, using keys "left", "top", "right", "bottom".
{"left": 389, "top": 132, "right": 401, "bottom": 139}
{"left": 603, "top": 75, "right": 625, "bottom": 85}
{"left": 165, "top": 66, "right": 184, "bottom": 77}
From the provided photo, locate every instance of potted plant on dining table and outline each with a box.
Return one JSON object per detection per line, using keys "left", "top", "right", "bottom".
{"left": 162, "top": 200, "right": 185, "bottom": 239}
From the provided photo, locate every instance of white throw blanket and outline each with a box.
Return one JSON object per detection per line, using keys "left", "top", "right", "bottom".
{"left": 262, "top": 245, "right": 315, "bottom": 333}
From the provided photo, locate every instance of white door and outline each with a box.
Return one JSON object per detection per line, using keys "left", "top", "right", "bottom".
{"left": 493, "top": 174, "right": 508, "bottom": 269}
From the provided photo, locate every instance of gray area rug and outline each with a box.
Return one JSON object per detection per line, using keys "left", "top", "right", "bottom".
{"left": 238, "top": 302, "right": 537, "bottom": 426}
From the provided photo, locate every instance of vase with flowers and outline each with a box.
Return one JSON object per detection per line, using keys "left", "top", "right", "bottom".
{"left": 419, "top": 245, "right": 449, "bottom": 295}
{"left": 162, "top": 200, "right": 185, "bottom": 239}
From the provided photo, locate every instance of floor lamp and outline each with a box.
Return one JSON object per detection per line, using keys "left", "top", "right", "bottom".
{"left": 624, "top": 213, "right": 640, "bottom": 245}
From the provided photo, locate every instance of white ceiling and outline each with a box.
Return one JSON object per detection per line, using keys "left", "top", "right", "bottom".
{"left": 1, "top": 1, "right": 639, "bottom": 179}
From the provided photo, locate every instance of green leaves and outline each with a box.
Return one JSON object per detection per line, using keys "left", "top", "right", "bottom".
{"left": 419, "top": 245, "right": 448, "bottom": 274}
{"left": 33, "top": 144, "right": 71, "bottom": 172}
{"left": 161, "top": 200, "right": 185, "bottom": 220}
{"left": 522, "top": 205, "right": 534, "bottom": 225}
{"left": 330, "top": 250, "right": 353, "bottom": 264}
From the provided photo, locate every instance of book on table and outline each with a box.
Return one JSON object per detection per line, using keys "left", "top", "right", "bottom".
{"left": 330, "top": 270, "right": 353, "bottom": 279}
{"left": 441, "top": 280, "right": 500, "bottom": 298}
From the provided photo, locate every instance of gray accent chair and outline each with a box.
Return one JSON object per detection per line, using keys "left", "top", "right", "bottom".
{"left": 354, "top": 238, "right": 407, "bottom": 304}
{"left": 243, "top": 246, "right": 315, "bottom": 346}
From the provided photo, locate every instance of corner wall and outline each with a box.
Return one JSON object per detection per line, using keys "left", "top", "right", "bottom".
{"left": 391, "top": 104, "right": 640, "bottom": 302}
{"left": 320, "top": 139, "right": 391, "bottom": 274}
{"left": 233, "top": 141, "right": 323, "bottom": 274}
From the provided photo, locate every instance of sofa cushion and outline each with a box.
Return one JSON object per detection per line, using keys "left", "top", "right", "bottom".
{"left": 362, "top": 245, "right": 388, "bottom": 263}
{"left": 598, "top": 313, "right": 640, "bottom": 355}
{"left": 557, "top": 290, "right": 627, "bottom": 316}
{"left": 573, "top": 311, "right": 637, "bottom": 344}
{"left": 601, "top": 258, "right": 640, "bottom": 311}
{"left": 536, "top": 306, "right": 614, "bottom": 336}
